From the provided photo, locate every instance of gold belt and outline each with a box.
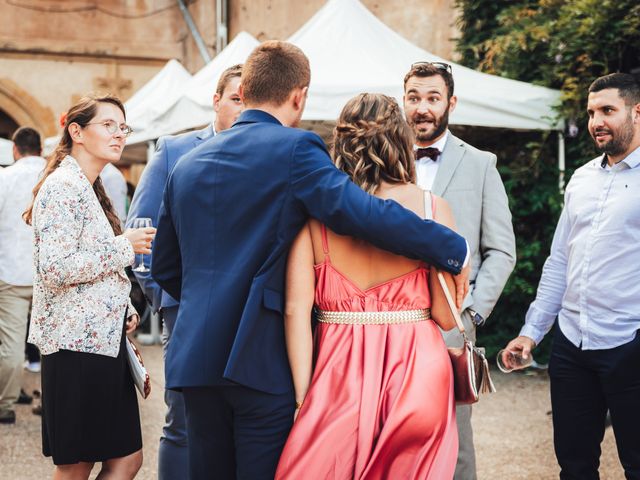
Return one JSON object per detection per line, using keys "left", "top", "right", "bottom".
{"left": 315, "top": 308, "right": 431, "bottom": 325}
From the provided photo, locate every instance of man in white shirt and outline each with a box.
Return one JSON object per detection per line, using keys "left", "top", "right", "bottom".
{"left": 505, "top": 73, "right": 640, "bottom": 478}
{"left": 403, "top": 62, "right": 516, "bottom": 480}
{"left": 0, "top": 127, "right": 46, "bottom": 424}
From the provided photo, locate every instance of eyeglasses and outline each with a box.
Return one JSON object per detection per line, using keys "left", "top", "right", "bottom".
{"left": 410, "top": 61, "right": 452, "bottom": 74}
{"left": 85, "top": 119, "right": 133, "bottom": 138}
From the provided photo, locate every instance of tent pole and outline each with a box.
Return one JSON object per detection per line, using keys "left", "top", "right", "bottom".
{"left": 176, "top": 0, "right": 212, "bottom": 63}
{"left": 558, "top": 131, "right": 566, "bottom": 194}
{"left": 136, "top": 138, "right": 162, "bottom": 346}
{"left": 216, "top": 0, "right": 228, "bottom": 54}
{"left": 146, "top": 140, "right": 155, "bottom": 165}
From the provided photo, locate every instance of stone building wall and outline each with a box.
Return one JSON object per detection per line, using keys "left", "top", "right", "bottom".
{"left": 0, "top": 0, "right": 458, "bottom": 174}
{"left": 229, "top": 0, "right": 458, "bottom": 60}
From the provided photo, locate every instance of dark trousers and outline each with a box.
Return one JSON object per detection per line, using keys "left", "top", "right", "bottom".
{"left": 182, "top": 385, "right": 294, "bottom": 480}
{"left": 158, "top": 307, "right": 188, "bottom": 480}
{"left": 549, "top": 328, "right": 640, "bottom": 480}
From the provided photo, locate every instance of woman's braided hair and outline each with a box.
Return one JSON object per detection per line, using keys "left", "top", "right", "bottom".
{"left": 332, "top": 93, "right": 416, "bottom": 194}
{"left": 24, "top": 93, "right": 124, "bottom": 235}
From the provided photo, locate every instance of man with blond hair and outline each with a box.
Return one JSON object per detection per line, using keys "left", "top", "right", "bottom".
{"left": 154, "top": 41, "right": 470, "bottom": 479}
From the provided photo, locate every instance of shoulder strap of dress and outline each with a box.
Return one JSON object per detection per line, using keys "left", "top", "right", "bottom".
{"left": 423, "top": 190, "right": 436, "bottom": 220}
{"left": 320, "top": 223, "right": 330, "bottom": 258}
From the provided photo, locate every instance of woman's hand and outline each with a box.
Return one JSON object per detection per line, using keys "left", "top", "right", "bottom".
{"left": 126, "top": 314, "right": 140, "bottom": 333}
{"left": 123, "top": 227, "right": 156, "bottom": 254}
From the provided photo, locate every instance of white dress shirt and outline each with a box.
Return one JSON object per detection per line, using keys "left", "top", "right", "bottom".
{"left": 100, "top": 163, "right": 128, "bottom": 225}
{"left": 521, "top": 146, "right": 640, "bottom": 350}
{"left": 0, "top": 155, "right": 46, "bottom": 286}
{"left": 415, "top": 130, "right": 450, "bottom": 191}
{"left": 414, "top": 130, "right": 470, "bottom": 268}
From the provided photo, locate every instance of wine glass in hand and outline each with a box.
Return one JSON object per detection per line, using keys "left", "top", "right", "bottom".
{"left": 131, "top": 218, "right": 153, "bottom": 273}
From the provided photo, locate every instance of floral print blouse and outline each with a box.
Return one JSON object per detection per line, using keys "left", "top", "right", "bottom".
{"left": 28, "top": 156, "right": 136, "bottom": 357}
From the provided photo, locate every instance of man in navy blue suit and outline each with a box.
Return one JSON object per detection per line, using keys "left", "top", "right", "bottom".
{"left": 127, "top": 64, "right": 243, "bottom": 480}
{"left": 153, "top": 41, "right": 470, "bottom": 480}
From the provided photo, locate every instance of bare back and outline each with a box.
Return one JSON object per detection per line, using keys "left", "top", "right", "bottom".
{"left": 308, "top": 183, "right": 453, "bottom": 291}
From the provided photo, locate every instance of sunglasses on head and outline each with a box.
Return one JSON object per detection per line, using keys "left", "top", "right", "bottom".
{"left": 410, "top": 61, "right": 452, "bottom": 74}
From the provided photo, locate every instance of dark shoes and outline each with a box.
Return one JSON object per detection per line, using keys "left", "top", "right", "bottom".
{"left": 0, "top": 409, "right": 16, "bottom": 424}
{"left": 17, "top": 389, "right": 33, "bottom": 405}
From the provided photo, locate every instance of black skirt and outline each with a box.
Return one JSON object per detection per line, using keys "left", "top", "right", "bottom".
{"left": 40, "top": 320, "right": 142, "bottom": 465}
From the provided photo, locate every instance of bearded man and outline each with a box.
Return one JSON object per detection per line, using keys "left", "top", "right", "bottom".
{"left": 505, "top": 73, "right": 640, "bottom": 479}
{"left": 403, "top": 62, "right": 516, "bottom": 480}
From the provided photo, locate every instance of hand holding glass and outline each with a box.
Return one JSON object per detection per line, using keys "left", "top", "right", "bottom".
{"left": 496, "top": 349, "right": 533, "bottom": 373}
{"left": 131, "top": 218, "right": 153, "bottom": 273}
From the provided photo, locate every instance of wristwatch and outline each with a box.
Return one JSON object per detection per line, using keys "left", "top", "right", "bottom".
{"left": 467, "top": 309, "right": 485, "bottom": 327}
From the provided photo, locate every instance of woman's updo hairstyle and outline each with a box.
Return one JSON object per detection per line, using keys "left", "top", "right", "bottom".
{"left": 332, "top": 93, "right": 416, "bottom": 194}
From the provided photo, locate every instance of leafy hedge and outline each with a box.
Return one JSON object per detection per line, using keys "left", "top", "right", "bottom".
{"left": 453, "top": 0, "right": 640, "bottom": 361}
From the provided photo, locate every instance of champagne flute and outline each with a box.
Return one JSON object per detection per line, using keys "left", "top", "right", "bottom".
{"left": 131, "top": 217, "right": 152, "bottom": 273}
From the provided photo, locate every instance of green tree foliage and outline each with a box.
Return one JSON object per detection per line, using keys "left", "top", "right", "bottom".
{"left": 454, "top": 0, "right": 640, "bottom": 360}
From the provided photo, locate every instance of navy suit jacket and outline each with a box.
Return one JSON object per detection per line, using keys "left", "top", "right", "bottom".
{"left": 153, "top": 110, "right": 467, "bottom": 394}
{"left": 126, "top": 126, "right": 214, "bottom": 312}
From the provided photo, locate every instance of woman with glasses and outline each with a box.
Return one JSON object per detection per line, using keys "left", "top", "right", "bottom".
{"left": 24, "top": 94, "right": 154, "bottom": 480}
{"left": 276, "top": 93, "right": 459, "bottom": 479}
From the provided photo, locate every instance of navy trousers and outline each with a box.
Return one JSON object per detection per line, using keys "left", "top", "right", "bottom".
{"left": 158, "top": 307, "right": 188, "bottom": 480}
{"left": 182, "top": 384, "right": 294, "bottom": 480}
{"left": 549, "top": 328, "right": 640, "bottom": 480}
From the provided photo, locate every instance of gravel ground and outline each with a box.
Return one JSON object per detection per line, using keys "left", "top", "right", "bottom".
{"left": 0, "top": 344, "right": 625, "bottom": 479}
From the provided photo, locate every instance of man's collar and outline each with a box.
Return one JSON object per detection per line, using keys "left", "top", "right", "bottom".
{"left": 414, "top": 130, "right": 450, "bottom": 154}
{"left": 232, "top": 109, "right": 282, "bottom": 128}
{"left": 16, "top": 155, "right": 46, "bottom": 165}
{"left": 600, "top": 145, "right": 640, "bottom": 169}
{"left": 199, "top": 124, "right": 215, "bottom": 140}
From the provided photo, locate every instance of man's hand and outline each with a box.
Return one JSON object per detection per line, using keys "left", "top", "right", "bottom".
{"left": 453, "top": 264, "right": 470, "bottom": 310}
{"left": 504, "top": 335, "right": 536, "bottom": 362}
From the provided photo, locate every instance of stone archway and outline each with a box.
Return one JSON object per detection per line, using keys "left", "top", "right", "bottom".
{"left": 0, "top": 78, "right": 57, "bottom": 137}
{"left": 0, "top": 109, "right": 19, "bottom": 139}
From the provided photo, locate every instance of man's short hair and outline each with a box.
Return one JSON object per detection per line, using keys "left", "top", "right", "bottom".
{"left": 11, "top": 127, "right": 42, "bottom": 156}
{"left": 403, "top": 63, "right": 455, "bottom": 99}
{"left": 241, "top": 41, "right": 311, "bottom": 106}
{"left": 589, "top": 73, "right": 640, "bottom": 106}
{"left": 216, "top": 64, "right": 243, "bottom": 96}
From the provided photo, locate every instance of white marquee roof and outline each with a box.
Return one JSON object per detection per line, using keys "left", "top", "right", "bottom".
{"left": 290, "top": 0, "right": 563, "bottom": 130}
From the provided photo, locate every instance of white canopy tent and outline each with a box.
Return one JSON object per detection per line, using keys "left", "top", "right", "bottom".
{"left": 290, "top": 0, "right": 566, "bottom": 187}
{"left": 42, "top": 59, "right": 193, "bottom": 155}
{"left": 291, "top": 0, "right": 562, "bottom": 130}
{"left": 127, "top": 31, "right": 259, "bottom": 145}
{"left": 126, "top": 59, "right": 193, "bottom": 134}
{"left": 0, "top": 138, "right": 13, "bottom": 166}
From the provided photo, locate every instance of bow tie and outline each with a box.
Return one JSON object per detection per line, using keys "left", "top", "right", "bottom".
{"left": 415, "top": 147, "right": 440, "bottom": 161}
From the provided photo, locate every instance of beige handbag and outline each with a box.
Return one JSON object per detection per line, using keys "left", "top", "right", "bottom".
{"left": 126, "top": 337, "right": 151, "bottom": 399}
{"left": 436, "top": 272, "right": 496, "bottom": 404}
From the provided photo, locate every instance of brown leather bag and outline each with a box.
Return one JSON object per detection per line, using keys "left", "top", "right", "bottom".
{"left": 437, "top": 272, "right": 496, "bottom": 404}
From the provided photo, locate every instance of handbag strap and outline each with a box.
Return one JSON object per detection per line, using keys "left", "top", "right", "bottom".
{"left": 436, "top": 271, "right": 468, "bottom": 339}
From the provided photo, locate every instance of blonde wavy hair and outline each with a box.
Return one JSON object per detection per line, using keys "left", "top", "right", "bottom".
{"left": 332, "top": 93, "right": 416, "bottom": 194}
{"left": 23, "top": 93, "right": 124, "bottom": 235}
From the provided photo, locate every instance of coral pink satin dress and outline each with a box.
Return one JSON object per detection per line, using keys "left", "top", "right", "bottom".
{"left": 276, "top": 224, "right": 458, "bottom": 480}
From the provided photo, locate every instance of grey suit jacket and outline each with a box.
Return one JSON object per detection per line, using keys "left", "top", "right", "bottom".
{"left": 432, "top": 133, "right": 516, "bottom": 329}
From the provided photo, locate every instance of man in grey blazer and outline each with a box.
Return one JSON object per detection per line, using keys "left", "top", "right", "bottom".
{"left": 126, "top": 64, "right": 243, "bottom": 480}
{"left": 404, "top": 62, "right": 517, "bottom": 480}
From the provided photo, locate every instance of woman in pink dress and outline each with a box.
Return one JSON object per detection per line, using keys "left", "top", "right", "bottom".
{"left": 276, "top": 93, "right": 459, "bottom": 480}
